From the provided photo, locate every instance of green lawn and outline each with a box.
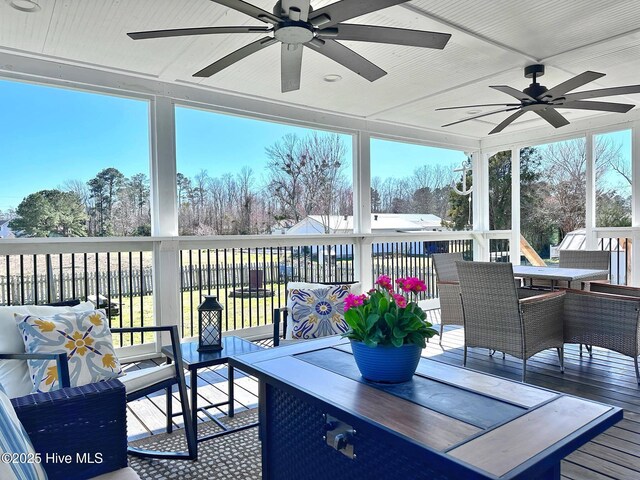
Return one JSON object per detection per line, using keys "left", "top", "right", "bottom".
{"left": 110, "top": 284, "right": 289, "bottom": 347}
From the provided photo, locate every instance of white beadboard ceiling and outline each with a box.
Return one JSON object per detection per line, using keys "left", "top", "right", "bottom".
{"left": 2, "top": 0, "right": 640, "bottom": 140}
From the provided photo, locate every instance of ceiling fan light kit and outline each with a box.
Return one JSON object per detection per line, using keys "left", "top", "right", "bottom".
{"left": 127, "top": 0, "right": 451, "bottom": 93}
{"left": 437, "top": 63, "right": 640, "bottom": 134}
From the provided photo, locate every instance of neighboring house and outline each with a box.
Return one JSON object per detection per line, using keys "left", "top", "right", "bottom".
{"left": 286, "top": 213, "right": 444, "bottom": 235}
{"left": 270, "top": 219, "right": 295, "bottom": 235}
{"left": 284, "top": 213, "right": 445, "bottom": 258}
{"left": 0, "top": 219, "right": 16, "bottom": 239}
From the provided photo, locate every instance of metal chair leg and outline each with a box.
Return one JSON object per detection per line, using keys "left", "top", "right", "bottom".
{"left": 557, "top": 347, "right": 564, "bottom": 373}
{"left": 635, "top": 357, "right": 639, "bottom": 385}
{"left": 489, "top": 349, "right": 495, "bottom": 357}
{"left": 463, "top": 346, "right": 468, "bottom": 367}
{"left": 522, "top": 358, "right": 527, "bottom": 383}
{"left": 439, "top": 322, "right": 444, "bottom": 346}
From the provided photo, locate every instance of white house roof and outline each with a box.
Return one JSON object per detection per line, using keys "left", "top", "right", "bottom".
{"left": 2, "top": 1, "right": 640, "bottom": 141}
{"left": 556, "top": 229, "right": 626, "bottom": 253}
{"left": 287, "top": 213, "right": 442, "bottom": 234}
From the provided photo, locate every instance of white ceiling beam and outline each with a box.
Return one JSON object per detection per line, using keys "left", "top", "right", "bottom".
{"left": 480, "top": 108, "right": 640, "bottom": 151}
{"left": 0, "top": 49, "right": 480, "bottom": 151}
{"left": 400, "top": 3, "right": 540, "bottom": 63}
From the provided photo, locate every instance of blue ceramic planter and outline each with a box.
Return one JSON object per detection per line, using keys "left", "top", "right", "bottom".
{"left": 350, "top": 340, "right": 422, "bottom": 383}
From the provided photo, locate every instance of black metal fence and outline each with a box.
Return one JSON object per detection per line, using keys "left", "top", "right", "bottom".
{"left": 178, "top": 244, "right": 355, "bottom": 338}
{"left": 371, "top": 239, "right": 474, "bottom": 300}
{"left": 1, "top": 252, "right": 153, "bottom": 347}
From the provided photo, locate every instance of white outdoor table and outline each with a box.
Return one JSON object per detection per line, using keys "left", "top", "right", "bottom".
{"left": 512, "top": 265, "right": 609, "bottom": 290}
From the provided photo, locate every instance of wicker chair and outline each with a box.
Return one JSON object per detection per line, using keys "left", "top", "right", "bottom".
{"left": 432, "top": 253, "right": 465, "bottom": 345}
{"left": 456, "top": 261, "right": 565, "bottom": 382}
{"left": 559, "top": 249, "right": 610, "bottom": 287}
{"left": 565, "top": 284, "right": 640, "bottom": 382}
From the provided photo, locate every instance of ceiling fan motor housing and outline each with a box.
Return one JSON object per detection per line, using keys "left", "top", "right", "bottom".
{"left": 274, "top": 21, "right": 315, "bottom": 44}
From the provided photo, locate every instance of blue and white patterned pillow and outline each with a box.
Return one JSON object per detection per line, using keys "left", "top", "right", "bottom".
{"left": 15, "top": 310, "right": 122, "bottom": 393}
{"left": 289, "top": 285, "right": 351, "bottom": 340}
{"left": 0, "top": 383, "right": 48, "bottom": 480}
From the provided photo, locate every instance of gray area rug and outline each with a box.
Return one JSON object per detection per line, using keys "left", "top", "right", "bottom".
{"left": 129, "top": 409, "right": 261, "bottom": 479}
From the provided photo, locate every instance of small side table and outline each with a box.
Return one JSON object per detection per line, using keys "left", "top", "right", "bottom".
{"left": 161, "top": 336, "right": 264, "bottom": 457}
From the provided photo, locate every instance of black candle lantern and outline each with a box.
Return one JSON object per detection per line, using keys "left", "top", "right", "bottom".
{"left": 197, "top": 295, "right": 223, "bottom": 352}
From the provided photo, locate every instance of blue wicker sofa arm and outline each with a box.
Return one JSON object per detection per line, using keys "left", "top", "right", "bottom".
{"left": 11, "top": 379, "right": 127, "bottom": 480}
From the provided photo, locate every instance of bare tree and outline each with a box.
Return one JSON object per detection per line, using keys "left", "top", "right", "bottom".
{"left": 266, "top": 132, "right": 349, "bottom": 232}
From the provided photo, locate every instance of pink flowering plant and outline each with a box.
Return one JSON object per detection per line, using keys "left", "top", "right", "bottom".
{"left": 343, "top": 275, "right": 438, "bottom": 348}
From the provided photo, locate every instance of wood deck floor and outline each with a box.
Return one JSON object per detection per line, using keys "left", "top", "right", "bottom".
{"left": 127, "top": 327, "right": 640, "bottom": 480}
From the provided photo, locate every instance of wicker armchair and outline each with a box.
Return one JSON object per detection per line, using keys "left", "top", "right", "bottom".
{"left": 432, "top": 253, "right": 465, "bottom": 345}
{"left": 456, "top": 261, "right": 565, "bottom": 382}
{"left": 564, "top": 285, "right": 640, "bottom": 382}
{"left": 558, "top": 249, "right": 610, "bottom": 287}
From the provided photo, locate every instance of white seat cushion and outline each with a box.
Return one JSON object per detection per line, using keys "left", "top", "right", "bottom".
{"left": 119, "top": 364, "right": 176, "bottom": 394}
{"left": 91, "top": 467, "right": 141, "bottom": 480}
{"left": 0, "top": 384, "right": 47, "bottom": 480}
{"left": 0, "top": 302, "right": 95, "bottom": 398}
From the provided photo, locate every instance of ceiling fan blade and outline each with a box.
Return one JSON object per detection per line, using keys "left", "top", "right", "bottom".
{"left": 556, "top": 100, "right": 634, "bottom": 113}
{"left": 436, "top": 103, "right": 520, "bottom": 111}
{"left": 127, "top": 26, "right": 271, "bottom": 40}
{"left": 281, "top": 0, "right": 311, "bottom": 21}
{"left": 490, "top": 85, "right": 536, "bottom": 102}
{"left": 281, "top": 44, "right": 303, "bottom": 93}
{"left": 193, "top": 37, "right": 278, "bottom": 77}
{"left": 534, "top": 108, "right": 570, "bottom": 129}
{"left": 489, "top": 110, "right": 526, "bottom": 135}
{"left": 541, "top": 71, "right": 605, "bottom": 100}
{"left": 210, "top": 0, "right": 280, "bottom": 24}
{"left": 309, "top": 0, "right": 407, "bottom": 28}
{"left": 563, "top": 85, "right": 640, "bottom": 101}
{"left": 306, "top": 38, "right": 386, "bottom": 82}
{"left": 441, "top": 107, "right": 520, "bottom": 128}
{"left": 320, "top": 24, "right": 451, "bottom": 49}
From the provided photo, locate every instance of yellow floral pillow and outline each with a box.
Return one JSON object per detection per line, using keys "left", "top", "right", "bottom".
{"left": 15, "top": 310, "right": 122, "bottom": 393}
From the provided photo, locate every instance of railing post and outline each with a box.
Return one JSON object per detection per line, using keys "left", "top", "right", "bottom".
{"left": 631, "top": 123, "right": 640, "bottom": 286}
{"left": 472, "top": 151, "right": 490, "bottom": 261}
{"left": 353, "top": 131, "right": 372, "bottom": 291}
{"left": 511, "top": 147, "right": 521, "bottom": 265}
{"left": 585, "top": 133, "right": 597, "bottom": 249}
{"left": 149, "top": 96, "right": 181, "bottom": 344}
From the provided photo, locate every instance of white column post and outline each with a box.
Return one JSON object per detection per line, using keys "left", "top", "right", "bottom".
{"left": 352, "top": 131, "right": 372, "bottom": 292}
{"left": 511, "top": 147, "right": 521, "bottom": 265}
{"left": 585, "top": 133, "right": 597, "bottom": 249}
{"left": 149, "top": 96, "right": 181, "bottom": 336}
{"left": 631, "top": 122, "right": 640, "bottom": 286}
{"left": 472, "top": 151, "right": 490, "bottom": 261}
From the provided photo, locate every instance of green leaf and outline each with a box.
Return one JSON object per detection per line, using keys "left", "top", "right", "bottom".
{"left": 378, "top": 297, "right": 389, "bottom": 316}
{"left": 391, "top": 336, "right": 403, "bottom": 347}
{"left": 364, "top": 337, "right": 378, "bottom": 347}
{"left": 365, "top": 313, "right": 380, "bottom": 332}
{"left": 384, "top": 312, "right": 396, "bottom": 330}
{"left": 392, "top": 327, "right": 406, "bottom": 339}
{"left": 345, "top": 309, "right": 361, "bottom": 327}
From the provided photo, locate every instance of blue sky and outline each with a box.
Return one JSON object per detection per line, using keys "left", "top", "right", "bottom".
{"left": 0, "top": 77, "right": 631, "bottom": 211}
